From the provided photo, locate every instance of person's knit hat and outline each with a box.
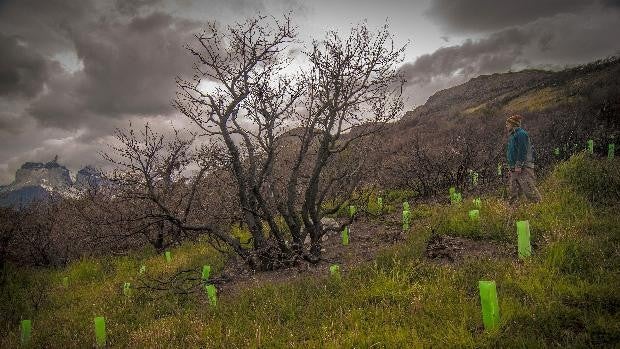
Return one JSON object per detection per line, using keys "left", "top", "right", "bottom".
{"left": 506, "top": 114, "right": 523, "bottom": 127}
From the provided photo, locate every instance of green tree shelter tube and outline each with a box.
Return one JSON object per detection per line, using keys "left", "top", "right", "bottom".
{"left": 139, "top": 265, "right": 146, "bottom": 274}
{"left": 554, "top": 147, "right": 560, "bottom": 156}
{"left": 205, "top": 284, "right": 217, "bottom": 306}
{"left": 377, "top": 197, "right": 383, "bottom": 211}
{"left": 94, "top": 316, "right": 106, "bottom": 347}
{"left": 497, "top": 163, "right": 502, "bottom": 176}
{"left": 473, "top": 198, "right": 482, "bottom": 208}
{"left": 402, "top": 209, "right": 411, "bottom": 231}
{"left": 342, "top": 226, "right": 349, "bottom": 246}
{"left": 165, "top": 251, "right": 171, "bottom": 263}
{"left": 21, "top": 319, "right": 31, "bottom": 345}
{"left": 330, "top": 264, "right": 340, "bottom": 279}
{"left": 402, "top": 201, "right": 410, "bottom": 211}
{"left": 469, "top": 209, "right": 480, "bottom": 220}
{"left": 587, "top": 139, "right": 594, "bottom": 154}
{"left": 609, "top": 143, "right": 615, "bottom": 159}
{"left": 516, "top": 220, "right": 532, "bottom": 258}
{"left": 348, "top": 205, "right": 356, "bottom": 217}
{"left": 479, "top": 281, "right": 500, "bottom": 331}
{"left": 202, "top": 265, "right": 211, "bottom": 281}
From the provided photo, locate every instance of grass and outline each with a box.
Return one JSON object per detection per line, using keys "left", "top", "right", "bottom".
{"left": 1, "top": 155, "right": 619, "bottom": 348}
{"left": 504, "top": 87, "right": 570, "bottom": 112}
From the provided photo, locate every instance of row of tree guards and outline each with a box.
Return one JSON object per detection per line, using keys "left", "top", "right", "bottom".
{"left": 338, "top": 190, "right": 528, "bottom": 333}
{"left": 452, "top": 187, "right": 532, "bottom": 331}
{"left": 554, "top": 140, "right": 616, "bottom": 158}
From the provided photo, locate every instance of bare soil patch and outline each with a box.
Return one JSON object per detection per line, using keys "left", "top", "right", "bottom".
{"left": 217, "top": 214, "right": 403, "bottom": 294}
{"left": 424, "top": 234, "right": 515, "bottom": 264}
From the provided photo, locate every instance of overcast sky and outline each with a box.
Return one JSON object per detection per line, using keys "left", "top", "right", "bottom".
{"left": 1, "top": 0, "right": 619, "bottom": 184}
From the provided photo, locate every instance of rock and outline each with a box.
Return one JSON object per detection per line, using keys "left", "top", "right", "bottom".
{"left": 0, "top": 158, "right": 107, "bottom": 207}
{"left": 74, "top": 166, "right": 104, "bottom": 190}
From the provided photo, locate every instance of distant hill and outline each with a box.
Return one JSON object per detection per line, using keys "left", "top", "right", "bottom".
{"left": 361, "top": 57, "right": 620, "bottom": 190}
{"left": 396, "top": 57, "right": 619, "bottom": 147}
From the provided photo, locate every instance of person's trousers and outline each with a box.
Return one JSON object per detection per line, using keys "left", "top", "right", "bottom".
{"left": 508, "top": 167, "right": 542, "bottom": 203}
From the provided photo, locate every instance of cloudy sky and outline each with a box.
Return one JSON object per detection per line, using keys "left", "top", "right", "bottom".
{"left": 1, "top": 0, "right": 619, "bottom": 184}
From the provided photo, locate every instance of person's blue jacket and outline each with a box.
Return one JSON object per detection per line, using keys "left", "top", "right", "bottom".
{"left": 507, "top": 127, "right": 535, "bottom": 169}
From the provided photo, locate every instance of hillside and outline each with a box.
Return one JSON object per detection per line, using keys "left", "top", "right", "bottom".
{"left": 360, "top": 57, "right": 620, "bottom": 193}
{"left": 1, "top": 153, "right": 618, "bottom": 347}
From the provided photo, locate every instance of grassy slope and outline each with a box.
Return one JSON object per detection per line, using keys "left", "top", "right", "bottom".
{"left": 1, "top": 153, "right": 619, "bottom": 348}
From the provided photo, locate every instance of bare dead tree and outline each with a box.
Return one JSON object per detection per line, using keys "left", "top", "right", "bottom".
{"left": 0, "top": 207, "right": 21, "bottom": 271}
{"left": 385, "top": 124, "right": 504, "bottom": 201}
{"left": 97, "top": 124, "right": 248, "bottom": 257}
{"left": 169, "top": 15, "right": 404, "bottom": 269}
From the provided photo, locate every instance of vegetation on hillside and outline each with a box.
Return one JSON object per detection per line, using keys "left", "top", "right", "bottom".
{"left": 1, "top": 153, "right": 618, "bottom": 348}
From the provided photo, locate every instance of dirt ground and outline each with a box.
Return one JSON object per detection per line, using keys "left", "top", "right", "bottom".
{"left": 216, "top": 212, "right": 516, "bottom": 295}
{"left": 217, "top": 213, "right": 403, "bottom": 294}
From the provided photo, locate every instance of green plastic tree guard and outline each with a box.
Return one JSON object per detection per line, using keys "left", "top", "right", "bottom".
{"left": 450, "top": 192, "right": 457, "bottom": 204}
{"left": 377, "top": 197, "right": 383, "bottom": 212}
{"left": 402, "top": 201, "right": 410, "bottom": 211}
{"left": 62, "top": 277, "right": 68, "bottom": 288}
{"left": 473, "top": 198, "right": 482, "bottom": 208}
{"left": 165, "top": 251, "right": 171, "bottom": 263}
{"left": 478, "top": 281, "right": 500, "bottom": 331}
{"left": 497, "top": 163, "right": 502, "bottom": 176}
{"left": 348, "top": 205, "right": 356, "bottom": 217}
{"left": 202, "top": 265, "right": 211, "bottom": 281}
{"left": 609, "top": 144, "right": 615, "bottom": 159}
{"left": 329, "top": 264, "right": 340, "bottom": 279}
{"left": 123, "top": 282, "right": 131, "bottom": 297}
{"left": 21, "top": 319, "right": 31, "bottom": 345}
{"left": 587, "top": 139, "right": 594, "bottom": 154}
{"left": 94, "top": 316, "right": 106, "bottom": 347}
{"left": 472, "top": 172, "right": 479, "bottom": 186}
{"left": 342, "top": 227, "right": 349, "bottom": 246}
{"left": 554, "top": 147, "right": 560, "bottom": 156}
{"left": 402, "top": 210, "right": 411, "bottom": 231}
{"left": 455, "top": 193, "right": 462, "bottom": 204}
{"left": 139, "top": 265, "right": 146, "bottom": 274}
{"left": 205, "top": 284, "right": 217, "bottom": 306}
{"left": 469, "top": 209, "right": 480, "bottom": 220}
{"left": 516, "top": 220, "right": 532, "bottom": 258}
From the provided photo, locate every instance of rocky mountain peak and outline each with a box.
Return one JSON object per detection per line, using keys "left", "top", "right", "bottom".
{"left": 0, "top": 158, "right": 105, "bottom": 207}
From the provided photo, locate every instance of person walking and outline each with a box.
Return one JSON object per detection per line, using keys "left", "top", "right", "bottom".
{"left": 505, "top": 114, "right": 542, "bottom": 204}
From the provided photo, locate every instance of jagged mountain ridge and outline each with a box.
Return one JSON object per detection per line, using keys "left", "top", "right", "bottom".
{"left": 0, "top": 158, "right": 103, "bottom": 207}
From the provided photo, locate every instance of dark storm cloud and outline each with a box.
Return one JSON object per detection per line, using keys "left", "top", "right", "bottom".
{"left": 28, "top": 11, "right": 200, "bottom": 128}
{"left": 402, "top": 5, "right": 620, "bottom": 94}
{"left": 425, "top": 0, "right": 596, "bottom": 33}
{"left": 115, "top": 0, "right": 164, "bottom": 16}
{"left": 602, "top": 0, "right": 620, "bottom": 7}
{"left": 0, "top": 0, "right": 95, "bottom": 54}
{"left": 399, "top": 28, "right": 530, "bottom": 87}
{"left": 0, "top": 33, "right": 60, "bottom": 97}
